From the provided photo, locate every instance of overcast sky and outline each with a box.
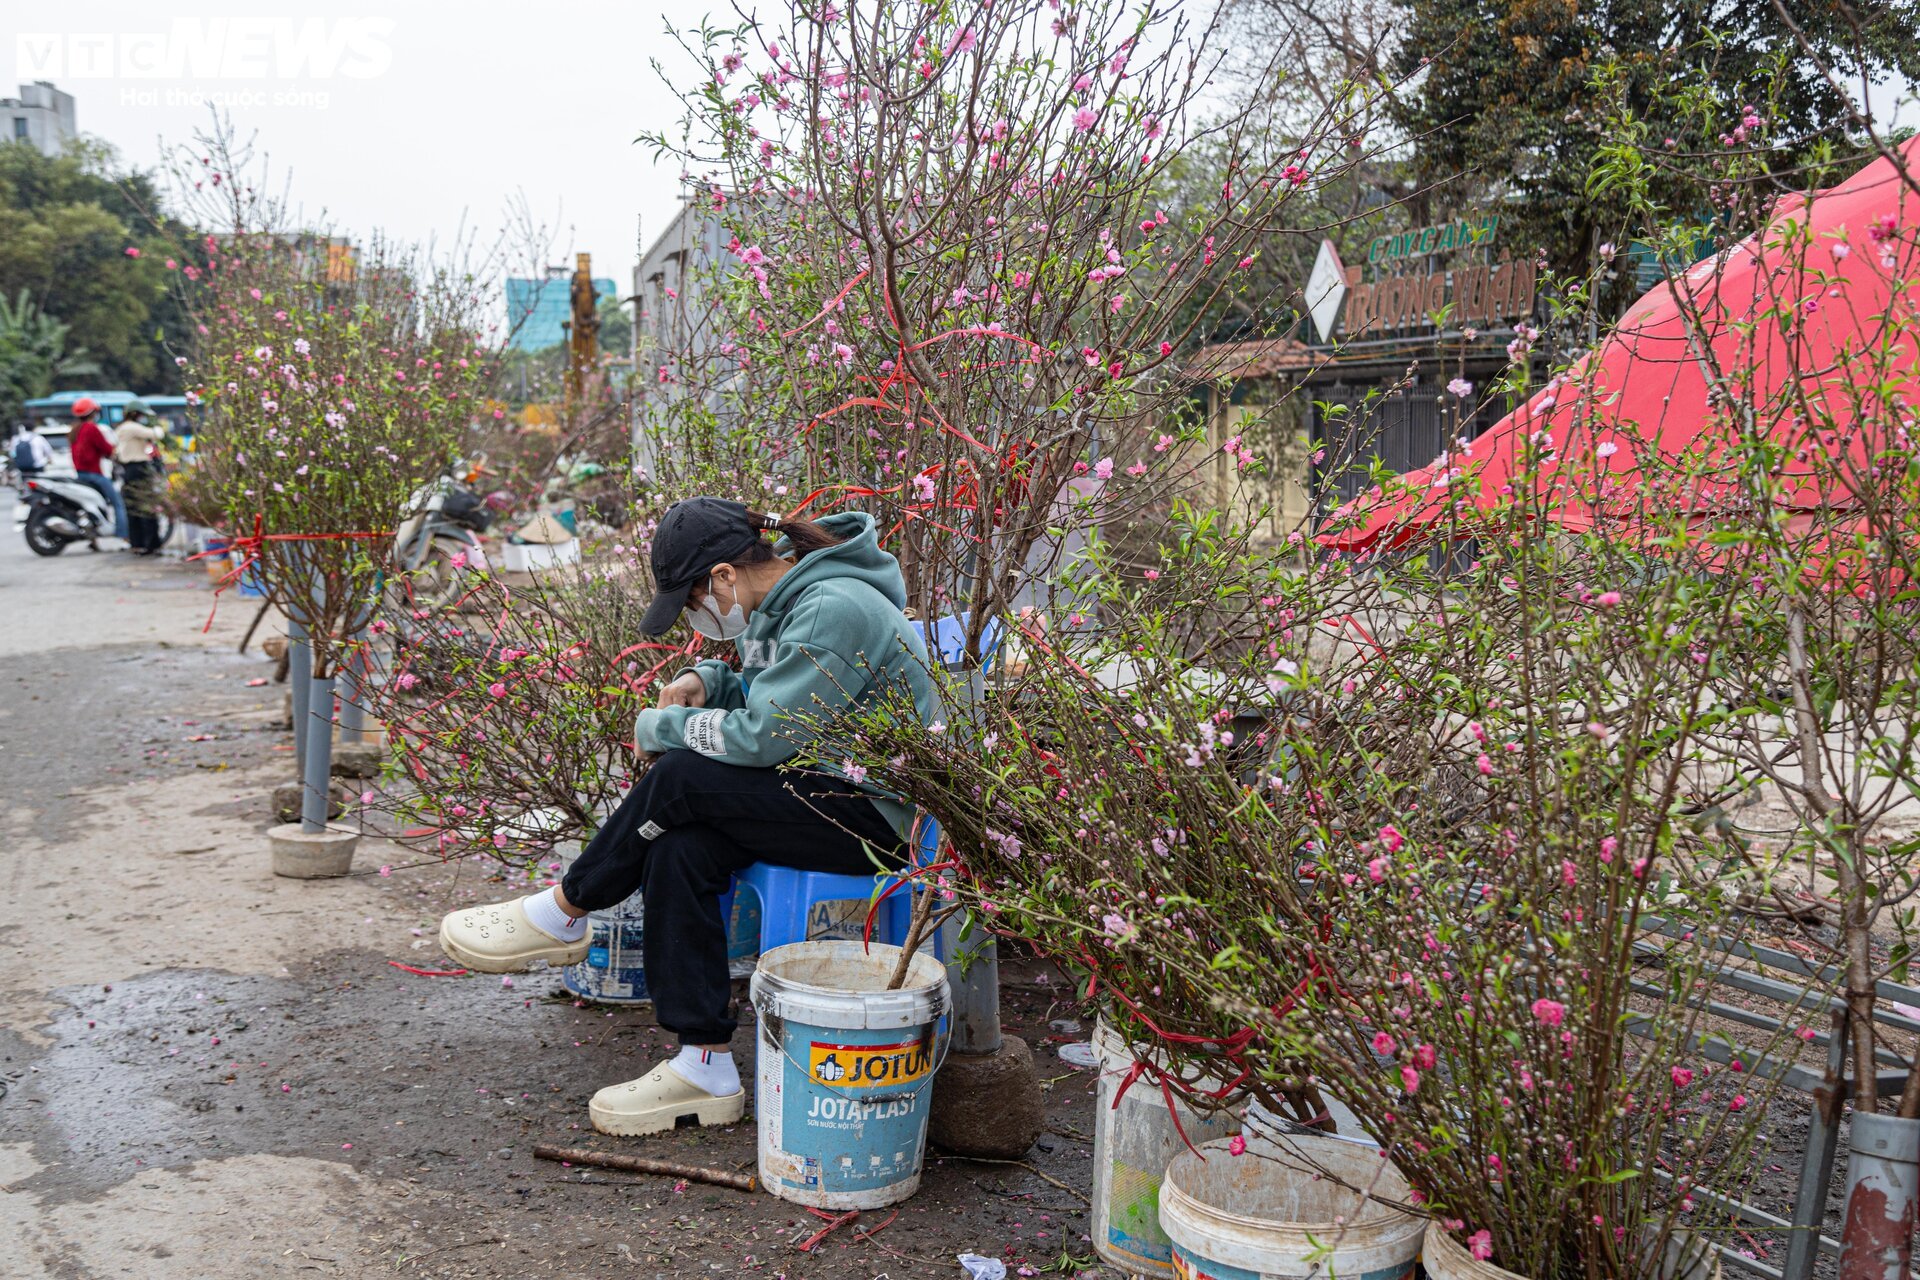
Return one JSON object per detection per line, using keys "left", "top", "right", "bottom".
{"left": 15, "top": 4, "right": 707, "bottom": 291}
{"left": 14, "top": 5, "right": 1918, "bottom": 300}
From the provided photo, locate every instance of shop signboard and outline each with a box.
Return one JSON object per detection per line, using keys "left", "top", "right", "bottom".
{"left": 1310, "top": 213, "right": 1537, "bottom": 341}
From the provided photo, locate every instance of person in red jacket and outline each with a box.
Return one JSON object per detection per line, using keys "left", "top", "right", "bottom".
{"left": 68, "top": 398, "right": 128, "bottom": 541}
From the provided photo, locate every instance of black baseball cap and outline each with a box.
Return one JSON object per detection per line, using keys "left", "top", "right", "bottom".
{"left": 638, "top": 497, "right": 775, "bottom": 636}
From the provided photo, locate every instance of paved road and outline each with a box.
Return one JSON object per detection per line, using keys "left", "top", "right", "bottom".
{"left": 0, "top": 513, "right": 1103, "bottom": 1279}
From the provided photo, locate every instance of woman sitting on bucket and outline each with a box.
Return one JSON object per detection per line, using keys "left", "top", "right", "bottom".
{"left": 438, "top": 497, "right": 942, "bottom": 1135}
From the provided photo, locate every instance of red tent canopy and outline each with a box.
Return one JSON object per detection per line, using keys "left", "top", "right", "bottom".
{"left": 1321, "top": 139, "right": 1920, "bottom": 554}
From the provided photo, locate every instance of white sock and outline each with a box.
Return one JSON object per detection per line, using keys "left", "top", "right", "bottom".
{"left": 665, "top": 1045, "right": 741, "bottom": 1097}
{"left": 521, "top": 889, "right": 587, "bottom": 943}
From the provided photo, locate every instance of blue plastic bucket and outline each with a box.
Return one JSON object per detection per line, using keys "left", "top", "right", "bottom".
{"left": 562, "top": 889, "right": 763, "bottom": 1004}
{"left": 750, "top": 940, "right": 949, "bottom": 1209}
{"left": 229, "top": 550, "right": 265, "bottom": 598}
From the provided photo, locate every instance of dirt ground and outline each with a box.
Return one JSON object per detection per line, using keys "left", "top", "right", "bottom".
{"left": 0, "top": 532, "right": 1115, "bottom": 1280}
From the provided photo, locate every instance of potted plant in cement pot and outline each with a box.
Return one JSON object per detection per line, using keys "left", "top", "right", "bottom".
{"left": 1419, "top": 74, "right": 1920, "bottom": 1276}
{"left": 1663, "top": 140, "right": 1920, "bottom": 1280}
{"left": 798, "top": 501, "right": 1372, "bottom": 1272}
{"left": 166, "top": 126, "right": 499, "bottom": 876}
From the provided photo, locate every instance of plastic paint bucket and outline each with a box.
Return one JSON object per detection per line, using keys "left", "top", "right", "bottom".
{"left": 563, "top": 889, "right": 648, "bottom": 1003}
{"left": 725, "top": 888, "right": 762, "bottom": 977}
{"left": 1421, "top": 1221, "right": 1525, "bottom": 1280}
{"left": 562, "top": 889, "right": 762, "bottom": 1004}
{"left": 1243, "top": 1093, "right": 1376, "bottom": 1151}
{"left": 201, "top": 536, "right": 231, "bottom": 581}
{"left": 1092, "top": 1020, "right": 1244, "bottom": 1276}
{"left": 1159, "top": 1134, "right": 1424, "bottom": 1280}
{"left": 750, "top": 940, "right": 949, "bottom": 1209}
{"left": 1422, "top": 1219, "right": 1719, "bottom": 1280}
{"left": 230, "top": 550, "right": 265, "bottom": 598}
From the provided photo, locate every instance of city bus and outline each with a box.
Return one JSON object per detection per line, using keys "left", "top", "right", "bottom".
{"left": 18, "top": 391, "right": 195, "bottom": 471}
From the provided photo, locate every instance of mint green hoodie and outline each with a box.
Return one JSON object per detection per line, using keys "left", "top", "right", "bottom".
{"left": 633, "top": 511, "right": 942, "bottom": 839}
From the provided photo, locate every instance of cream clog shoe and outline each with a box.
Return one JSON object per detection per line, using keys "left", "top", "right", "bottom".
{"left": 588, "top": 1061, "right": 747, "bottom": 1136}
{"left": 437, "top": 898, "right": 590, "bottom": 973}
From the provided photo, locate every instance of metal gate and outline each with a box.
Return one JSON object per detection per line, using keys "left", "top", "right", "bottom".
{"left": 1311, "top": 384, "right": 1487, "bottom": 510}
{"left": 1311, "top": 383, "right": 1490, "bottom": 573}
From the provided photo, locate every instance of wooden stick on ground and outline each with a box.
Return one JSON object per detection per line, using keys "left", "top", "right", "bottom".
{"left": 239, "top": 598, "right": 273, "bottom": 655}
{"left": 532, "top": 1144, "right": 757, "bottom": 1193}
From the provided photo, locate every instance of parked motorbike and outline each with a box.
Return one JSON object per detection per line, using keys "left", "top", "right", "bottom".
{"left": 389, "top": 458, "right": 491, "bottom": 611}
{"left": 20, "top": 476, "right": 123, "bottom": 555}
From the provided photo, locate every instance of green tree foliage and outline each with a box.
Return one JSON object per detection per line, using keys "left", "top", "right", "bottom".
{"left": 0, "top": 138, "right": 192, "bottom": 395}
{"left": 1388, "top": 0, "right": 1920, "bottom": 275}
{"left": 0, "top": 287, "right": 99, "bottom": 423}
{"left": 595, "top": 291, "right": 632, "bottom": 356}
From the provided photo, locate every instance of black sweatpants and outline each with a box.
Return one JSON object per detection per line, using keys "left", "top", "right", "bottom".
{"left": 561, "top": 749, "right": 905, "bottom": 1046}
{"left": 122, "top": 460, "right": 163, "bottom": 553}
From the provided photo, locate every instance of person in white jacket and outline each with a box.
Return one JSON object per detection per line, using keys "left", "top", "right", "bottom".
{"left": 9, "top": 424, "right": 52, "bottom": 478}
{"left": 112, "top": 400, "right": 168, "bottom": 555}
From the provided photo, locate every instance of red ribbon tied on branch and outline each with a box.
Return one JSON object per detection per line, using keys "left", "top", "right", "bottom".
{"left": 188, "top": 513, "right": 395, "bottom": 632}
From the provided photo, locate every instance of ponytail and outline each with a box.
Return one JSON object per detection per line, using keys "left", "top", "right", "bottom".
{"left": 741, "top": 509, "right": 844, "bottom": 560}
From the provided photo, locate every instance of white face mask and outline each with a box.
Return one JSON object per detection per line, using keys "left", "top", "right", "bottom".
{"left": 688, "top": 573, "right": 749, "bottom": 642}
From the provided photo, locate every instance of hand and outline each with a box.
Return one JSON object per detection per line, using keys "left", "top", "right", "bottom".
{"left": 656, "top": 672, "right": 707, "bottom": 710}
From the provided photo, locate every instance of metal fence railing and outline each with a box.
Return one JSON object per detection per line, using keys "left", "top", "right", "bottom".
{"left": 1634, "top": 917, "right": 1920, "bottom": 1280}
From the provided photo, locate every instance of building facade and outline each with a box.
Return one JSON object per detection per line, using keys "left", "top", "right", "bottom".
{"left": 506, "top": 269, "right": 617, "bottom": 352}
{"left": 632, "top": 199, "right": 730, "bottom": 383}
{"left": 629, "top": 196, "right": 733, "bottom": 474}
{"left": 3, "top": 82, "right": 76, "bottom": 156}
{"left": 1188, "top": 211, "right": 1539, "bottom": 546}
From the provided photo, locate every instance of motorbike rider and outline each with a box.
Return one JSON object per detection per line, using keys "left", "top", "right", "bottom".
{"left": 68, "top": 398, "right": 129, "bottom": 543}
{"left": 113, "top": 399, "right": 168, "bottom": 555}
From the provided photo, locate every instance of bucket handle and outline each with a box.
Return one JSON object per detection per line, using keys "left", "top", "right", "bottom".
{"left": 771, "top": 1020, "right": 953, "bottom": 1099}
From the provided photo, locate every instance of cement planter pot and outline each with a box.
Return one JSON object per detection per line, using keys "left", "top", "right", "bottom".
{"left": 273, "top": 779, "right": 350, "bottom": 824}
{"left": 268, "top": 823, "right": 360, "bottom": 878}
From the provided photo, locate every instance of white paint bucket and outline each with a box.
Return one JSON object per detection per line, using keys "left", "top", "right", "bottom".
{"left": 1091, "top": 1020, "right": 1244, "bottom": 1276}
{"left": 1423, "top": 1219, "right": 1720, "bottom": 1280}
{"left": 1421, "top": 1220, "right": 1524, "bottom": 1280}
{"left": 1159, "top": 1134, "right": 1424, "bottom": 1280}
{"left": 1244, "top": 1093, "right": 1375, "bottom": 1150}
{"left": 750, "top": 940, "right": 949, "bottom": 1209}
